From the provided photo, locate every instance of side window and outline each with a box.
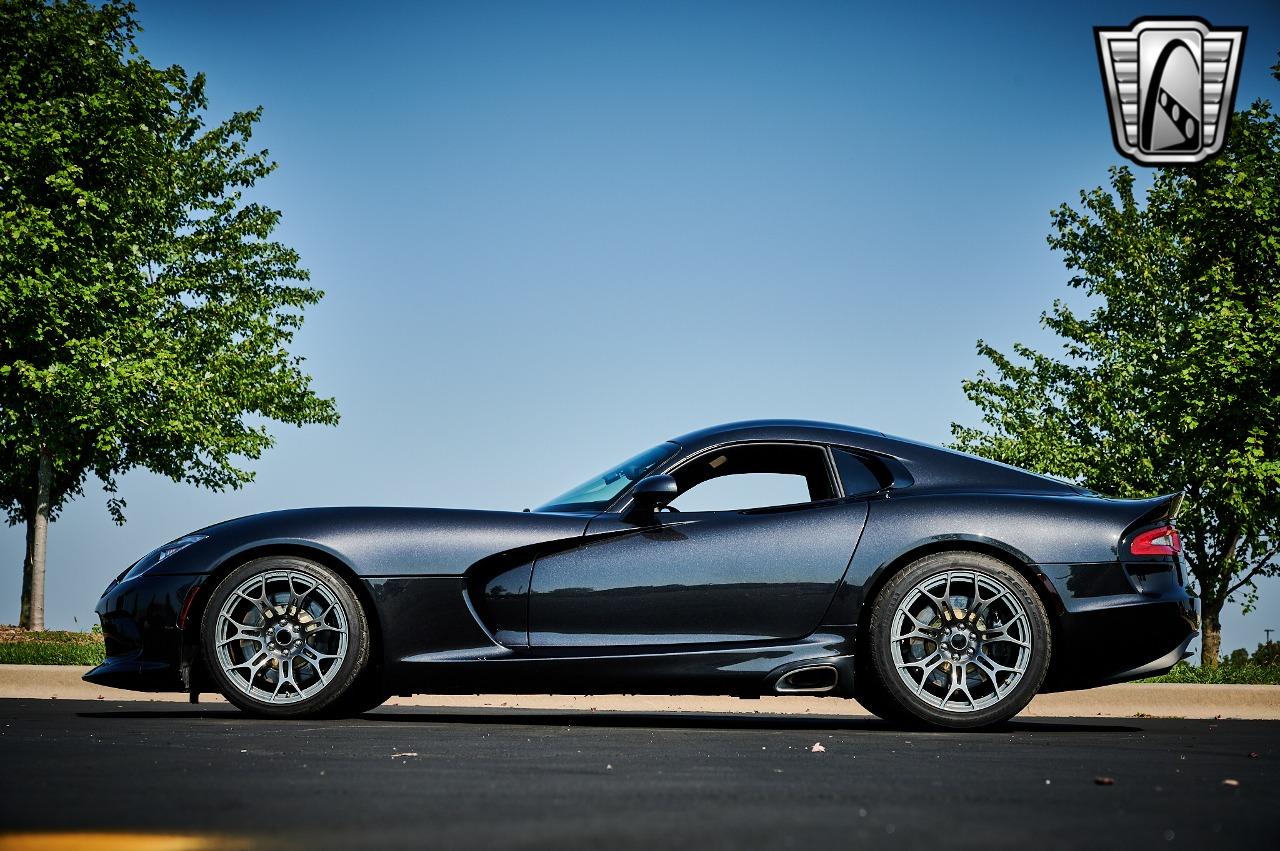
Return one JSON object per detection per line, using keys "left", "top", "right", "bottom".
{"left": 667, "top": 443, "right": 838, "bottom": 512}
{"left": 670, "top": 473, "right": 811, "bottom": 512}
{"left": 832, "top": 448, "right": 883, "bottom": 496}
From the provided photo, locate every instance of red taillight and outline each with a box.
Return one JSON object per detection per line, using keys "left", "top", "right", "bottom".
{"left": 1130, "top": 525, "right": 1182, "bottom": 556}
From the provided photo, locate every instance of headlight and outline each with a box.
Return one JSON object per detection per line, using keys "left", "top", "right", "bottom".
{"left": 122, "top": 534, "right": 208, "bottom": 581}
{"left": 153, "top": 534, "right": 208, "bottom": 564}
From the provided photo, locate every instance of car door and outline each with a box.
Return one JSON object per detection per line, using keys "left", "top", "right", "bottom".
{"left": 527, "top": 442, "right": 870, "bottom": 648}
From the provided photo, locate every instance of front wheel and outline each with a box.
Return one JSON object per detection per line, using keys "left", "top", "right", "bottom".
{"left": 201, "top": 556, "right": 371, "bottom": 718}
{"left": 866, "top": 552, "right": 1051, "bottom": 729}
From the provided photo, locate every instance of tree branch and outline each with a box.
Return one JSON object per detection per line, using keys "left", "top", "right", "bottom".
{"left": 1225, "top": 545, "right": 1280, "bottom": 598}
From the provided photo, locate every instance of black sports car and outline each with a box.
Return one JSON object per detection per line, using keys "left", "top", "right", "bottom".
{"left": 86, "top": 420, "right": 1197, "bottom": 729}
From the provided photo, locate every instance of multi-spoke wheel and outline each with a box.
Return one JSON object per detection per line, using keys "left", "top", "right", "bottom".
{"left": 865, "top": 552, "right": 1051, "bottom": 729}
{"left": 201, "top": 557, "right": 372, "bottom": 717}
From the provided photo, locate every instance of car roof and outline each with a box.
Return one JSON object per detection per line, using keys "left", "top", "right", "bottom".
{"left": 669, "top": 419, "right": 884, "bottom": 448}
{"left": 668, "top": 419, "right": 1081, "bottom": 495}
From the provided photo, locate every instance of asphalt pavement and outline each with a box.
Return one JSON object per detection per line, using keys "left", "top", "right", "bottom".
{"left": 1, "top": 699, "right": 1276, "bottom": 850}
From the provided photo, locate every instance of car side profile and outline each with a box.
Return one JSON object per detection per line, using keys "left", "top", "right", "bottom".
{"left": 86, "top": 420, "right": 1197, "bottom": 729}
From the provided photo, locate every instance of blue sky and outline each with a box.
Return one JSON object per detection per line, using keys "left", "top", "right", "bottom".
{"left": 5, "top": 0, "right": 1280, "bottom": 653}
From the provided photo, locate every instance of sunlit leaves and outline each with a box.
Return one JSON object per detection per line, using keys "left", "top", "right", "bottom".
{"left": 951, "top": 57, "right": 1280, "bottom": 661}
{"left": 0, "top": 0, "right": 339, "bottom": 526}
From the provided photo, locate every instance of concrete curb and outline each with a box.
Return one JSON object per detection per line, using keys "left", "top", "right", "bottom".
{"left": 2, "top": 665, "right": 1278, "bottom": 719}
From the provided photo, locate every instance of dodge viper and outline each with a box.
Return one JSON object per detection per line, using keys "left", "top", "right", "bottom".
{"left": 86, "top": 420, "right": 1197, "bottom": 729}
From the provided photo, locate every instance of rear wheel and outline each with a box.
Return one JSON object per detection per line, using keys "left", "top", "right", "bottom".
{"left": 201, "top": 557, "right": 371, "bottom": 718}
{"left": 866, "top": 552, "right": 1051, "bottom": 729}
{"left": 852, "top": 672, "right": 910, "bottom": 724}
{"left": 330, "top": 677, "right": 391, "bottom": 715}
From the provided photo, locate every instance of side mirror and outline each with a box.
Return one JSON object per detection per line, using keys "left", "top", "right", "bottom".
{"left": 621, "top": 474, "right": 678, "bottom": 525}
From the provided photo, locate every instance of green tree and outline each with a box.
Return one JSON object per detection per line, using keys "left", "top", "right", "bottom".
{"left": 0, "top": 1, "right": 339, "bottom": 629}
{"left": 951, "top": 56, "right": 1280, "bottom": 667}
{"left": 1224, "top": 647, "right": 1250, "bottom": 667}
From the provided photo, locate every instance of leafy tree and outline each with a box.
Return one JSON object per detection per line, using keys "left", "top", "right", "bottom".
{"left": 0, "top": 1, "right": 339, "bottom": 629}
{"left": 1224, "top": 647, "right": 1250, "bottom": 667}
{"left": 952, "top": 56, "right": 1280, "bottom": 667}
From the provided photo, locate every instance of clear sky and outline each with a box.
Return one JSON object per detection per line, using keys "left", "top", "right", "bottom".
{"left": 5, "top": 0, "right": 1280, "bottom": 654}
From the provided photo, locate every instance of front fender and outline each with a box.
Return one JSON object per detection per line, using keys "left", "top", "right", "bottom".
{"left": 142, "top": 507, "right": 592, "bottom": 579}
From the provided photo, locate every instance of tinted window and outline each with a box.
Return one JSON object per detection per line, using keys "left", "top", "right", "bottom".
{"left": 833, "top": 449, "right": 882, "bottom": 496}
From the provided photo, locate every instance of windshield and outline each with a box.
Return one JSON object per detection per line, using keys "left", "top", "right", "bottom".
{"left": 537, "top": 442, "right": 680, "bottom": 512}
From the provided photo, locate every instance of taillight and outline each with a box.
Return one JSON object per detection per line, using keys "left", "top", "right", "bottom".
{"left": 1130, "top": 525, "right": 1182, "bottom": 556}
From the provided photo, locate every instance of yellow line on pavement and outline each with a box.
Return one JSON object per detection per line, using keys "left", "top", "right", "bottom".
{"left": 0, "top": 834, "right": 251, "bottom": 851}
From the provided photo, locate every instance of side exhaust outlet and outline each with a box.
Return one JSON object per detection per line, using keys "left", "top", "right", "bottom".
{"left": 774, "top": 664, "right": 839, "bottom": 694}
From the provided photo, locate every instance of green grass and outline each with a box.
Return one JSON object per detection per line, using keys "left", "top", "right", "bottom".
{"left": 1140, "top": 661, "right": 1280, "bottom": 685}
{"left": 0, "top": 626, "right": 105, "bottom": 666}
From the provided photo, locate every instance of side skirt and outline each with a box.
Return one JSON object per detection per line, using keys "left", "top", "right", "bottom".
{"left": 382, "top": 631, "right": 857, "bottom": 698}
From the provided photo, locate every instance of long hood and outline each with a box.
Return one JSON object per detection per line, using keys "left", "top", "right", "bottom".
{"left": 153, "top": 506, "right": 593, "bottom": 578}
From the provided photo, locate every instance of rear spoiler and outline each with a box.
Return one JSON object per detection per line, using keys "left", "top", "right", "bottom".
{"left": 1120, "top": 491, "right": 1185, "bottom": 530}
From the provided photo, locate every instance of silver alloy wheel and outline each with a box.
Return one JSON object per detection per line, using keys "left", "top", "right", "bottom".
{"left": 213, "top": 569, "right": 350, "bottom": 705}
{"left": 889, "top": 569, "right": 1031, "bottom": 713}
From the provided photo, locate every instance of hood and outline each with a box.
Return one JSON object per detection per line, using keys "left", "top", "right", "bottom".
{"left": 155, "top": 506, "right": 593, "bottom": 578}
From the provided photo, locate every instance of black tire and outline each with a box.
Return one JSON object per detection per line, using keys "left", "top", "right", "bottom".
{"left": 866, "top": 552, "right": 1051, "bottom": 730}
{"left": 328, "top": 676, "right": 390, "bottom": 716}
{"left": 201, "top": 556, "right": 371, "bottom": 718}
{"left": 852, "top": 660, "right": 911, "bottom": 724}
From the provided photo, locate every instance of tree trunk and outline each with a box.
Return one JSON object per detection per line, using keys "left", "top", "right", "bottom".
{"left": 18, "top": 450, "right": 52, "bottom": 631}
{"left": 18, "top": 511, "right": 35, "bottom": 627}
{"left": 1200, "top": 597, "right": 1223, "bottom": 668}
